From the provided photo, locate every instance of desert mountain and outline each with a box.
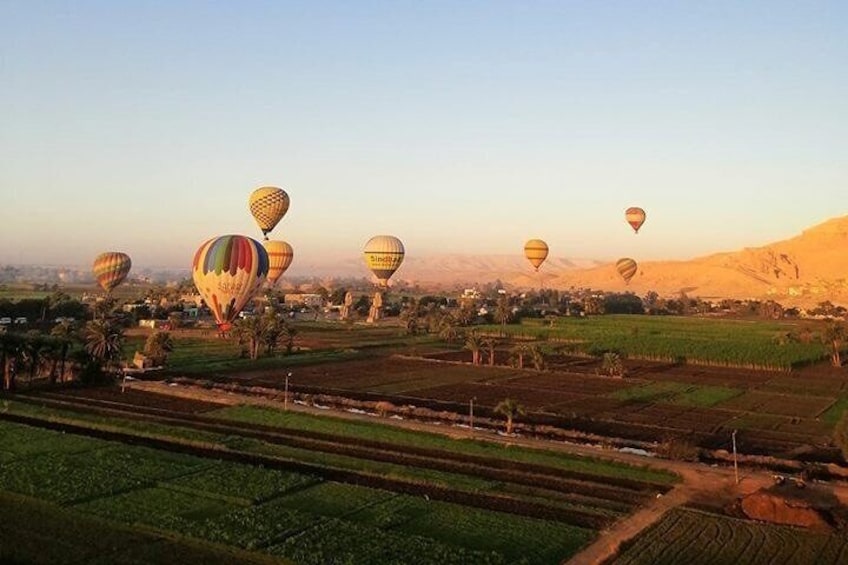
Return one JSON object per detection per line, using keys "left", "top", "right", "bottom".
{"left": 376, "top": 216, "right": 848, "bottom": 306}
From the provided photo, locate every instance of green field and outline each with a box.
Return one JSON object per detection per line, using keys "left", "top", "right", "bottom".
{"left": 613, "top": 507, "right": 848, "bottom": 564}
{"left": 480, "top": 315, "right": 828, "bottom": 370}
{"left": 0, "top": 419, "right": 595, "bottom": 564}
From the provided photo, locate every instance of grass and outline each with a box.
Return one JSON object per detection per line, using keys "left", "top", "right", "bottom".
{"left": 479, "top": 315, "right": 828, "bottom": 370}
{"left": 821, "top": 395, "right": 848, "bottom": 425}
{"left": 0, "top": 419, "right": 598, "bottom": 564}
{"left": 667, "top": 386, "right": 744, "bottom": 407}
{"left": 209, "top": 404, "right": 679, "bottom": 485}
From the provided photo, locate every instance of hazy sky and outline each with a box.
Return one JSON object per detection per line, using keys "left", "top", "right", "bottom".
{"left": 1, "top": 1, "right": 846, "bottom": 272}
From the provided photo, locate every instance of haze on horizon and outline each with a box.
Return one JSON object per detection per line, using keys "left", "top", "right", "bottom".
{"left": 1, "top": 1, "right": 846, "bottom": 273}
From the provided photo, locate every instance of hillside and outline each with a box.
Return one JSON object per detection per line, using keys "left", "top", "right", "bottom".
{"left": 389, "top": 216, "right": 848, "bottom": 306}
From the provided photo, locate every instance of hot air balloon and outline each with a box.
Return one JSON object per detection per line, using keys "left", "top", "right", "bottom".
{"left": 192, "top": 235, "right": 269, "bottom": 331}
{"left": 363, "top": 235, "right": 405, "bottom": 286}
{"left": 625, "top": 207, "right": 646, "bottom": 234}
{"left": 616, "top": 258, "right": 638, "bottom": 285}
{"left": 249, "top": 186, "right": 290, "bottom": 239}
{"left": 524, "top": 239, "right": 549, "bottom": 272}
{"left": 263, "top": 240, "right": 294, "bottom": 287}
{"left": 93, "top": 252, "right": 132, "bottom": 293}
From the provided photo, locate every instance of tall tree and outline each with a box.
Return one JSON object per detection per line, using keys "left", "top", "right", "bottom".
{"left": 143, "top": 331, "right": 175, "bottom": 366}
{"left": 50, "top": 320, "right": 77, "bottom": 384}
{"left": 494, "top": 398, "right": 526, "bottom": 435}
{"left": 464, "top": 332, "right": 483, "bottom": 366}
{"left": 0, "top": 333, "right": 22, "bottom": 390}
{"left": 822, "top": 320, "right": 847, "bottom": 367}
{"left": 83, "top": 319, "right": 126, "bottom": 375}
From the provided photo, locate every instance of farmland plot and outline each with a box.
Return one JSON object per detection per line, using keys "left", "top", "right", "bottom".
{"left": 613, "top": 507, "right": 848, "bottom": 565}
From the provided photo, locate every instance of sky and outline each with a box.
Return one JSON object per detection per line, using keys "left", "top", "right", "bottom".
{"left": 1, "top": 1, "right": 846, "bottom": 273}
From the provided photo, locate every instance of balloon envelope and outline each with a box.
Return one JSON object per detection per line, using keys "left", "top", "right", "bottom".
{"left": 616, "top": 258, "right": 638, "bottom": 284}
{"left": 263, "top": 240, "right": 294, "bottom": 286}
{"left": 93, "top": 252, "right": 132, "bottom": 293}
{"left": 249, "top": 186, "right": 290, "bottom": 238}
{"left": 363, "top": 235, "right": 405, "bottom": 286}
{"left": 625, "top": 207, "right": 646, "bottom": 234}
{"left": 192, "top": 235, "right": 269, "bottom": 329}
{"left": 524, "top": 239, "right": 549, "bottom": 271}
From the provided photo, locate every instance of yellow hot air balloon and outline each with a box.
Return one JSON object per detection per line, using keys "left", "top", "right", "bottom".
{"left": 625, "top": 207, "right": 646, "bottom": 234}
{"left": 524, "top": 239, "right": 549, "bottom": 272}
{"left": 249, "top": 186, "right": 290, "bottom": 239}
{"left": 363, "top": 235, "right": 405, "bottom": 286}
{"left": 192, "top": 235, "right": 269, "bottom": 331}
{"left": 263, "top": 240, "right": 294, "bottom": 287}
{"left": 616, "top": 257, "right": 638, "bottom": 285}
{"left": 93, "top": 252, "right": 132, "bottom": 293}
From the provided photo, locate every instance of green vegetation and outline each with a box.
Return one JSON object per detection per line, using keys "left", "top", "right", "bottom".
{"left": 614, "top": 507, "right": 848, "bottom": 564}
{"left": 822, "top": 395, "right": 848, "bottom": 425}
{"left": 0, "top": 420, "right": 595, "bottom": 564}
{"left": 0, "top": 491, "right": 283, "bottom": 565}
{"left": 610, "top": 382, "right": 743, "bottom": 408}
{"left": 210, "top": 404, "right": 678, "bottom": 485}
{"left": 480, "top": 315, "right": 827, "bottom": 370}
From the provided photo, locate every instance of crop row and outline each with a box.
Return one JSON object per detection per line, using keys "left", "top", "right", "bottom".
{"left": 0, "top": 419, "right": 595, "bottom": 564}
{"left": 480, "top": 315, "right": 828, "bottom": 370}
{"left": 614, "top": 508, "right": 848, "bottom": 564}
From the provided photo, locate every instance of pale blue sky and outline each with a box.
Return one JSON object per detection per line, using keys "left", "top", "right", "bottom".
{"left": 1, "top": 1, "right": 846, "bottom": 271}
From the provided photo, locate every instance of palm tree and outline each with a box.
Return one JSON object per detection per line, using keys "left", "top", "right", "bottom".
{"left": 528, "top": 343, "right": 546, "bottom": 371}
{"left": 821, "top": 320, "right": 846, "bottom": 367}
{"left": 482, "top": 337, "right": 498, "bottom": 366}
{"left": 50, "top": 320, "right": 77, "bottom": 384}
{"left": 494, "top": 295, "right": 511, "bottom": 333}
{"left": 231, "top": 316, "right": 265, "bottom": 360}
{"left": 438, "top": 315, "right": 462, "bottom": 344}
{"left": 600, "top": 351, "right": 625, "bottom": 377}
{"left": 0, "top": 333, "right": 23, "bottom": 391}
{"left": 399, "top": 298, "right": 421, "bottom": 335}
{"left": 494, "top": 398, "right": 526, "bottom": 435}
{"left": 464, "top": 332, "right": 483, "bottom": 366}
{"left": 509, "top": 343, "right": 531, "bottom": 369}
{"left": 143, "top": 331, "right": 175, "bottom": 366}
{"left": 83, "top": 319, "right": 126, "bottom": 375}
{"left": 21, "top": 331, "right": 49, "bottom": 387}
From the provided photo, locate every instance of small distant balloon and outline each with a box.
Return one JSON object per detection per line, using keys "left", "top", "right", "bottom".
{"left": 625, "top": 207, "right": 646, "bottom": 234}
{"left": 363, "top": 235, "right": 405, "bottom": 286}
{"left": 523, "top": 239, "right": 549, "bottom": 272}
{"left": 263, "top": 240, "right": 294, "bottom": 287}
{"left": 192, "top": 235, "right": 269, "bottom": 331}
{"left": 93, "top": 252, "right": 132, "bottom": 293}
{"left": 616, "top": 258, "right": 638, "bottom": 285}
{"left": 249, "top": 186, "right": 290, "bottom": 239}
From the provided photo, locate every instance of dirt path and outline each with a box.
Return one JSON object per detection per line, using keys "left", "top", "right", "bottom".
{"left": 125, "top": 380, "right": 846, "bottom": 565}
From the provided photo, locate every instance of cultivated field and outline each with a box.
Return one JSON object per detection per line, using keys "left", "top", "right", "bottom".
{"left": 613, "top": 507, "right": 848, "bottom": 564}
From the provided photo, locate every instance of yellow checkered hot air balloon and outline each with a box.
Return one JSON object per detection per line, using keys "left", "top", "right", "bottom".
{"left": 92, "top": 252, "right": 132, "bottom": 293}
{"left": 523, "top": 239, "right": 549, "bottom": 272}
{"left": 249, "top": 186, "right": 290, "bottom": 239}
{"left": 363, "top": 235, "right": 404, "bottom": 286}
{"left": 616, "top": 257, "right": 638, "bottom": 285}
{"left": 263, "top": 240, "right": 294, "bottom": 287}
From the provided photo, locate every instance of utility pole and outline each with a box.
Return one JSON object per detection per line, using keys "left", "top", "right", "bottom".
{"left": 469, "top": 397, "right": 476, "bottom": 434}
{"left": 732, "top": 429, "right": 739, "bottom": 485}
{"left": 285, "top": 372, "right": 291, "bottom": 411}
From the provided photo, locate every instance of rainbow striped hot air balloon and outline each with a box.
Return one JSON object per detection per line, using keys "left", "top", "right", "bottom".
{"left": 192, "top": 235, "right": 269, "bottom": 331}
{"left": 625, "top": 207, "right": 646, "bottom": 234}
{"left": 524, "top": 239, "right": 549, "bottom": 272}
{"left": 616, "top": 257, "right": 638, "bottom": 285}
{"left": 363, "top": 235, "right": 404, "bottom": 286}
{"left": 263, "top": 240, "right": 294, "bottom": 287}
{"left": 249, "top": 186, "right": 290, "bottom": 239}
{"left": 93, "top": 252, "right": 132, "bottom": 293}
